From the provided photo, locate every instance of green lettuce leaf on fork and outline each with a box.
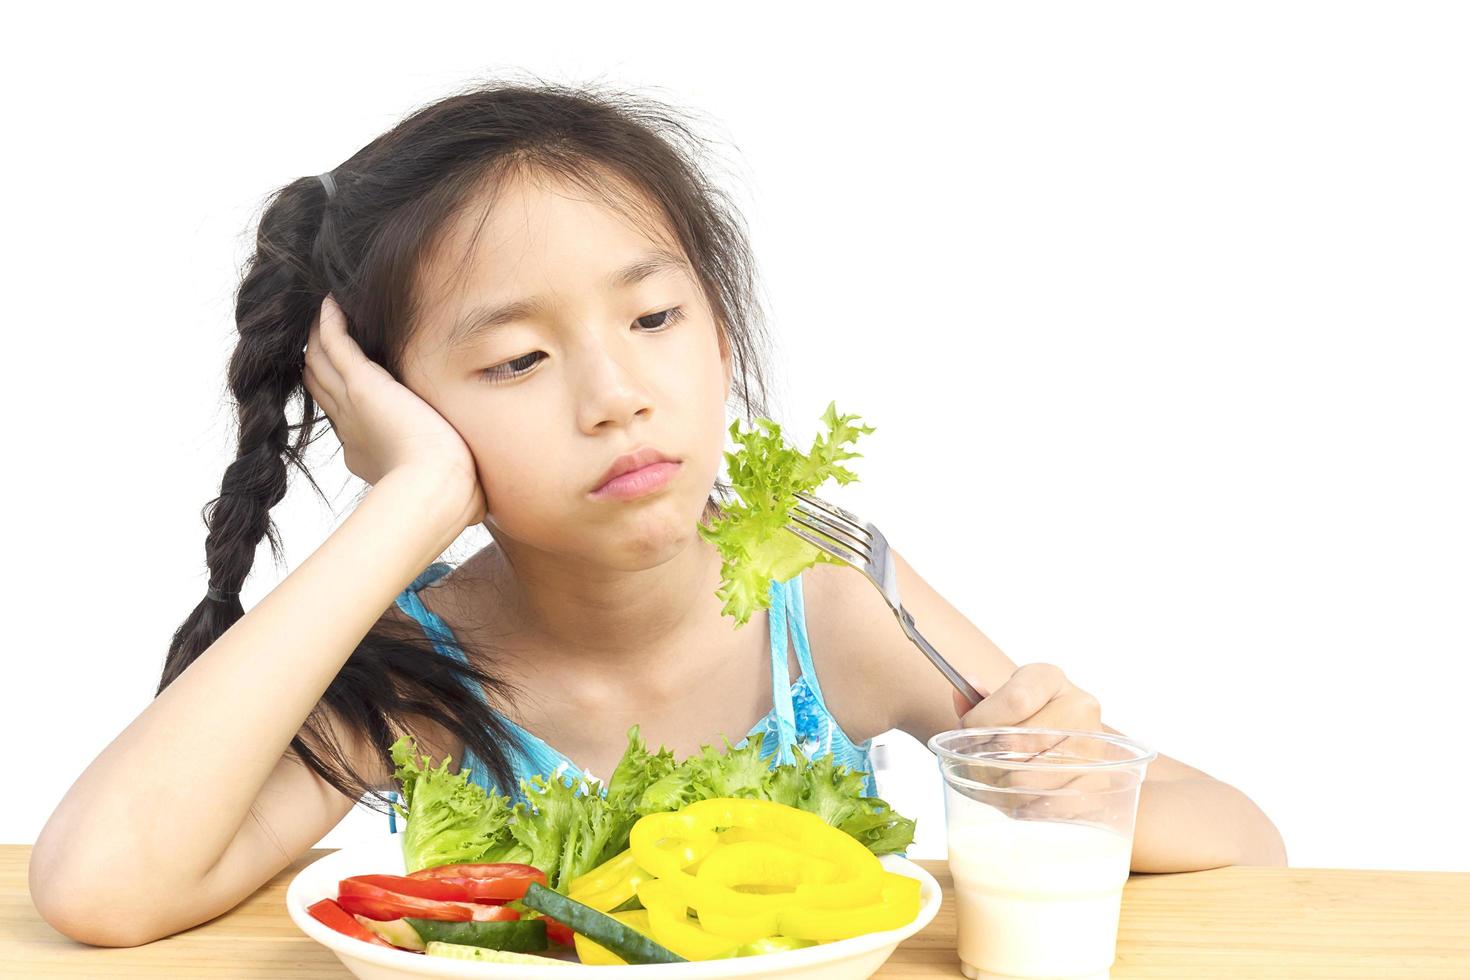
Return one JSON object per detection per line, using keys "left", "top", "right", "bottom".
{"left": 389, "top": 723, "right": 915, "bottom": 887}
{"left": 699, "top": 401, "right": 876, "bottom": 627}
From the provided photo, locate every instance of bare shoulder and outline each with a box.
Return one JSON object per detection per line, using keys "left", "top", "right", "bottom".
{"left": 801, "top": 549, "right": 1021, "bottom": 747}
{"left": 797, "top": 561, "right": 896, "bottom": 744}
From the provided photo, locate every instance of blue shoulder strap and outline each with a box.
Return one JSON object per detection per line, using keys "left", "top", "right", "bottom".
{"left": 783, "top": 571, "right": 827, "bottom": 706}
{"left": 387, "top": 562, "right": 464, "bottom": 833}
{"left": 766, "top": 575, "right": 799, "bottom": 766}
{"left": 393, "top": 562, "right": 462, "bottom": 662}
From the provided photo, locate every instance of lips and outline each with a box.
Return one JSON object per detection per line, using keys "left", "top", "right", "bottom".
{"left": 591, "top": 447, "right": 679, "bottom": 494}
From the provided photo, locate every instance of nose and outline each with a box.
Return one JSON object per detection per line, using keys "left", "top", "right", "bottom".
{"left": 573, "top": 337, "right": 655, "bottom": 433}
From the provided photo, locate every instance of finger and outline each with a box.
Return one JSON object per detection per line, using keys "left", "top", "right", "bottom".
{"left": 994, "top": 740, "right": 1113, "bottom": 799}
{"left": 1014, "top": 770, "right": 1117, "bottom": 821}
{"left": 952, "top": 682, "right": 990, "bottom": 720}
{"left": 1021, "top": 692, "right": 1102, "bottom": 735}
{"left": 958, "top": 663, "right": 1069, "bottom": 729}
{"left": 982, "top": 693, "right": 1099, "bottom": 788}
{"left": 302, "top": 360, "right": 338, "bottom": 420}
{"left": 305, "top": 305, "right": 346, "bottom": 398}
{"left": 316, "top": 293, "right": 369, "bottom": 368}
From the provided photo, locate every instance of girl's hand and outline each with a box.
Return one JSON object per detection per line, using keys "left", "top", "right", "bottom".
{"left": 302, "top": 294, "right": 488, "bottom": 530}
{"left": 951, "top": 662, "right": 1103, "bottom": 733}
{"left": 950, "top": 663, "right": 1112, "bottom": 816}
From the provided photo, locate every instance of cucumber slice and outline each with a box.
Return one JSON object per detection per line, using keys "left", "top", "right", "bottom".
{"left": 404, "top": 917, "right": 548, "bottom": 953}
{"left": 352, "top": 915, "right": 425, "bottom": 951}
{"left": 522, "top": 882, "right": 685, "bottom": 965}
{"left": 425, "top": 941, "right": 573, "bottom": 965}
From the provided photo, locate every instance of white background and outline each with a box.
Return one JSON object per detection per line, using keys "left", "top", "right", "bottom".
{"left": 4, "top": 2, "right": 1467, "bottom": 874}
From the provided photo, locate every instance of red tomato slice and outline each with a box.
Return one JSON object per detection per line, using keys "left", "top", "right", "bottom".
{"left": 466, "top": 903, "right": 521, "bottom": 922}
{"left": 337, "top": 891, "right": 468, "bottom": 922}
{"left": 337, "top": 878, "right": 524, "bottom": 922}
{"left": 307, "top": 898, "right": 394, "bottom": 947}
{"left": 407, "top": 863, "right": 548, "bottom": 901}
{"left": 341, "top": 874, "right": 469, "bottom": 903}
{"left": 543, "top": 917, "right": 575, "bottom": 946}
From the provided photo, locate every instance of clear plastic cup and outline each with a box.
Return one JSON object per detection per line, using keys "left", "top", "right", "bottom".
{"left": 927, "top": 727, "right": 1157, "bottom": 980}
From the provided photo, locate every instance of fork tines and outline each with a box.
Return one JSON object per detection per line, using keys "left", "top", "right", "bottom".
{"left": 786, "top": 491, "right": 872, "bottom": 564}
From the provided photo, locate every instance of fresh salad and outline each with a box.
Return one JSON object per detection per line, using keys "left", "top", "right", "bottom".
{"left": 306, "top": 726, "right": 921, "bottom": 965}
{"left": 306, "top": 405, "right": 906, "bottom": 965}
{"left": 700, "top": 402, "right": 875, "bottom": 626}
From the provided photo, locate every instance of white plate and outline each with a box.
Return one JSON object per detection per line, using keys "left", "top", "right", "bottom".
{"left": 287, "top": 832, "right": 942, "bottom": 980}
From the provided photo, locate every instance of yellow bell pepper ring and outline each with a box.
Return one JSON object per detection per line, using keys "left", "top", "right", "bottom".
{"left": 694, "top": 804, "right": 883, "bottom": 912}
{"left": 638, "top": 797, "right": 884, "bottom": 880}
{"left": 692, "top": 902, "right": 781, "bottom": 943}
{"left": 572, "top": 909, "right": 653, "bottom": 966}
{"left": 697, "top": 839, "right": 839, "bottom": 889}
{"left": 628, "top": 798, "right": 888, "bottom": 920}
{"left": 633, "top": 877, "right": 687, "bottom": 919}
{"left": 569, "top": 847, "right": 636, "bottom": 895}
{"left": 629, "top": 810, "right": 719, "bottom": 879}
{"left": 567, "top": 848, "right": 654, "bottom": 913}
{"left": 711, "top": 824, "right": 796, "bottom": 847}
{"left": 694, "top": 839, "right": 875, "bottom": 920}
{"left": 636, "top": 879, "right": 744, "bottom": 960}
{"left": 776, "top": 870, "right": 923, "bottom": 942}
{"left": 684, "top": 798, "right": 883, "bottom": 876}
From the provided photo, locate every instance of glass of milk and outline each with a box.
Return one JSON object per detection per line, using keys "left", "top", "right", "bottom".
{"left": 927, "top": 727, "right": 1156, "bottom": 980}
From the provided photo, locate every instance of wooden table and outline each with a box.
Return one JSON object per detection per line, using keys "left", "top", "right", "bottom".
{"left": 6, "top": 845, "right": 1469, "bottom": 977}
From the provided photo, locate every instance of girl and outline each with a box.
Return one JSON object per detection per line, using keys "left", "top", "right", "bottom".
{"left": 30, "top": 80, "right": 1285, "bottom": 948}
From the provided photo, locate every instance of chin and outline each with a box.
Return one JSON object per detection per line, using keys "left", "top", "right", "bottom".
{"left": 598, "top": 491, "right": 711, "bottom": 568}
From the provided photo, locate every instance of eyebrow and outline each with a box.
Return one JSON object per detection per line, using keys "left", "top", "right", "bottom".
{"left": 444, "top": 249, "right": 691, "bottom": 354}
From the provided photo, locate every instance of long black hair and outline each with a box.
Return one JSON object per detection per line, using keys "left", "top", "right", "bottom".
{"left": 157, "top": 74, "right": 774, "bottom": 814}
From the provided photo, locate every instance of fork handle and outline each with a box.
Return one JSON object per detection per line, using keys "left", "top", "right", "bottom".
{"left": 894, "top": 606, "right": 986, "bottom": 709}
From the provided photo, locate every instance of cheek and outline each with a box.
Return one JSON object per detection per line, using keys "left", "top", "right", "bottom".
{"left": 666, "top": 325, "right": 728, "bottom": 410}
{"left": 685, "top": 328, "right": 734, "bottom": 439}
{"left": 452, "top": 411, "right": 546, "bottom": 502}
{"left": 458, "top": 411, "right": 598, "bottom": 525}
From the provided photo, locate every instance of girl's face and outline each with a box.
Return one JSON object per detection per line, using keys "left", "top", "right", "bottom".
{"left": 402, "top": 169, "right": 733, "bottom": 570}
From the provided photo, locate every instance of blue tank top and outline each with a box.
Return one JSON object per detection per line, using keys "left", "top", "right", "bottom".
{"left": 386, "top": 561, "right": 880, "bottom": 831}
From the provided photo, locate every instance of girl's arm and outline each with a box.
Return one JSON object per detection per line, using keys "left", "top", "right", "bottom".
{"left": 28, "top": 463, "right": 470, "bottom": 947}
{"left": 804, "top": 548, "right": 1286, "bottom": 871}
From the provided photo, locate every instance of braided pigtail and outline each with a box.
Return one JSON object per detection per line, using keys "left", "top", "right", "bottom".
{"left": 158, "top": 172, "right": 523, "bottom": 806}
{"left": 160, "top": 174, "right": 333, "bottom": 687}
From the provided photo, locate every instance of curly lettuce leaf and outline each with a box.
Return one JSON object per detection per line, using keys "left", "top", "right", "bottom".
{"left": 699, "top": 402, "right": 876, "bottom": 626}
{"left": 392, "top": 726, "right": 685, "bottom": 890}
{"left": 838, "top": 797, "right": 919, "bottom": 855}
{"left": 794, "top": 747, "right": 915, "bottom": 854}
{"left": 603, "top": 724, "right": 677, "bottom": 815}
{"left": 508, "top": 773, "right": 624, "bottom": 890}
{"left": 389, "top": 736, "right": 526, "bottom": 873}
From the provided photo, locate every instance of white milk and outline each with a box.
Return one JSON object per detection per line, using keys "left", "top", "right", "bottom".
{"left": 945, "top": 795, "right": 1133, "bottom": 980}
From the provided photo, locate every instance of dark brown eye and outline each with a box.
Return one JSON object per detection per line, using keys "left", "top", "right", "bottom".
{"left": 636, "top": 306, "right": 686, "bottom": 331}
{"left": 480, "top": 351, "right": 545, "bottom": 383}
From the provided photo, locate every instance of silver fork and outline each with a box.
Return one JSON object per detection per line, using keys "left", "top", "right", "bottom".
{"left": 785, "top": 490, "right": 986, "bottom": 708}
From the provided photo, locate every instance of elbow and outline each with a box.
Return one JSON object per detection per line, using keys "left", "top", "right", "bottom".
{"left": 30, "top": 851, "right": 175, "bottom": 948}
{"left": 1234, "top": 818, "right": 1288, "bottom": 868}
{"left": 1221, "top": 789, "right": 1288, "bottom": 868}
{"left": 32, "top": 886, "right": 164, "bottom": 948}
{"left": 1130, "top": 777, "right": 1288, "bottom": 873}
